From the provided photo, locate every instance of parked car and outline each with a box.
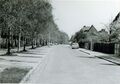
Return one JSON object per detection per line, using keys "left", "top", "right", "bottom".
{"left": 71, "top": 43, "right": 79, "bottom": 49}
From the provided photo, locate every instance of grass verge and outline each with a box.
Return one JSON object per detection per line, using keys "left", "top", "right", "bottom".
{"left": 0, "top": 67, "right": 30, "bottom": 83}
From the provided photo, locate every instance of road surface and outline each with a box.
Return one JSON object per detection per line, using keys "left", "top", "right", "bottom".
{"left": 26, "top": 45, "right": 120, "bottom": 84}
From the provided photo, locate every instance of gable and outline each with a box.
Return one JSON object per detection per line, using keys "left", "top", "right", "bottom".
{"left": 110, "top": 12, "right": 120, "bottom": 34}
{"left": 113, "top": 12, "right": 120, "bottom": 22}
{"left": 88, "top": 26, "right": 98, "bottom": 35}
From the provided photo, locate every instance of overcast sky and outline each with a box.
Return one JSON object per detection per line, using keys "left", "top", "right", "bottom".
{"left": 51, "top": 0, "right": 120, "bottom": 37}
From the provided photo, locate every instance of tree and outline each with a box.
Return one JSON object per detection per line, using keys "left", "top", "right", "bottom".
{"left": 73, "top": 30, "right": 86, "bottom": 43}
{"left": 0, "top": 0, "right": 18, "bottom": 54}
{"left": 0, "top": 0, "right": 69, "bottom": 55}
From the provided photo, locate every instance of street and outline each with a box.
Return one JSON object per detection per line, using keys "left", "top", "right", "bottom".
{"left": 0, "top": 0, "right": 120, "bottom": 83}
{"left": 26, "top": 45, "right": 120, "bottom": 84}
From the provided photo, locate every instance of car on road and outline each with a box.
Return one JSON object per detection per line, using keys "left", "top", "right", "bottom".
{"left": 71, "top": 43, "right": 79, "bottom": 49}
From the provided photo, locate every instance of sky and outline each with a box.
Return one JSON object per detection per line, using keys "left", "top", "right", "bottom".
{"left": 51, "top": 0, "right": 120, "bottom": 37}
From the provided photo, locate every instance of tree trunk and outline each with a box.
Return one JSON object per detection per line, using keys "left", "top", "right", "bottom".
{"left": 15, "top": 39, "right": 17, "bottom": 47}
{"left": 11, "top": 35, "right": 14, "bottom": 48}
{"left": 23, "top": 37, "right": 26, "bottom": 51}
{"left": 36, "top": 38, "right": 39, "bottom": 47}
{"left": 46, "top": 40, "right": 48, "bottom": 45}
{"left": 31, "top": 38, "right": 34, "bottom": 49}
{"left": 6, "top": 38, "right": 7, "bottom": 48}
{"left": 43, "top": 40, "right": 45, "bottom": 46}
{"left": 41, "top": 39, "right": 42, "bottom": 46}
{"left": 34, "top": 38, "right": 37, "bottom": 48}
{"left": 7, "top": 27, "right": 11, "bottom": 55}
{"left": 17, "top": 31, "right": 21, "bottom": 52}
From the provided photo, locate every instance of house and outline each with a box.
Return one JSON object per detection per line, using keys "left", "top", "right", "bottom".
{"left": 81, "top": 25, "right": 100, "bottom": 42}
{"left": 110, "top": 12, "right": 120, "bottom": 34}
{"left": 80, "top": 25, "right": 100, "bottom": 50}
{"left": 110, "top": 12, "right": 120, "bottom": 42}
{"left": 81, "top": 26, "right": 91, "bottom": 32}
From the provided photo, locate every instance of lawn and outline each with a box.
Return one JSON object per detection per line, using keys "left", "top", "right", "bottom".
{"left": 0, "top": 67, "right": 31, "bottom": 83}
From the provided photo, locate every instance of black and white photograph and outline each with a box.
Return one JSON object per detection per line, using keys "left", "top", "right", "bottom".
{"left": 0, "top": 0, "right": 119, "bottom": 83}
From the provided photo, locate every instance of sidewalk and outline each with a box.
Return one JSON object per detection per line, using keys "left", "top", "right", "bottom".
{"left": 77, "top": 48, "right": 120, "bottom": 65}
{"left": 97, "top": 56, "right": 120, "bottom": 65}
{"left": 77, "top": 48, "right": 109, "bottom": 57}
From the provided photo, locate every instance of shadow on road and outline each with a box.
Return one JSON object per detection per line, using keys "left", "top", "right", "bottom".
{"left": 100, "top": 63, "right": 119, "bottom": 66}
{"left": 76, "top": 56, "right": 97, "bottom": 59}
{"left": 21, "top": 52, "right": 45, "bottom": 55}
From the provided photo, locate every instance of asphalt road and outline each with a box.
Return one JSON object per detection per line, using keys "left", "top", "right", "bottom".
{"left": 26, "top": 45, "right": 120, "bottom": 84}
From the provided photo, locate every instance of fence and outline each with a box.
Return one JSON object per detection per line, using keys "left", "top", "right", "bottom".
{"left": 79, "top": 42, "right": 116, "bottom": 54}
{"left": 115, "top": 43, "right": 120, "bottom": 56}
{"left": 93, "top": 43, "right": 115, "bottom": 54}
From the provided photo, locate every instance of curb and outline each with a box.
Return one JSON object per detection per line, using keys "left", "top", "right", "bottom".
{"left": 79, "top": 49, "right": 120, "bottom": 65}
{"left": 79, "top": 50, "right": 90, "bottom": 55}
{"left": 19, "top": 47, "right": 50, "bottom": 83}
{"left": 96, "top": 56, "right": 120, "bottom": 65}
{"left": 20, "top": 59, "right": 43, "bottom": 83}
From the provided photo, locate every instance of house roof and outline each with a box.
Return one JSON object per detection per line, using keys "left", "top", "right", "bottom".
{"left": 89, "top": 25, "right": 97, "bottom": 31}
{"left": 81, "top": 25, "right": 97, "bottom": 32}
{"left": 113, "top": 12, "right": 120, "bottom": 22}
{"left": 81, "top": 26, "right": 91, "bottom": 32}
{"left": 99, "top": 29, "right": 108, "bottom": 33}
{"left": 110, "top": 12, "right": 120, "bottom": 34}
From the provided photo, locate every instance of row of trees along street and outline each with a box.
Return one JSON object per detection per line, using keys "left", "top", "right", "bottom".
{"left": 0, "top": 0, "right": 69, "bottom": 55}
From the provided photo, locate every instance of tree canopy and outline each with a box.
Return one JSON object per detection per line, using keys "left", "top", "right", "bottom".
{"left": 0, "top": 0, "right": 69, "bottom": 54}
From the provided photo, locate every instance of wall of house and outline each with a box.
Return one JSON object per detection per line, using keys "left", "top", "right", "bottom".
{"left": 88, "top": 27, "right": 98, "bottom": 35}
